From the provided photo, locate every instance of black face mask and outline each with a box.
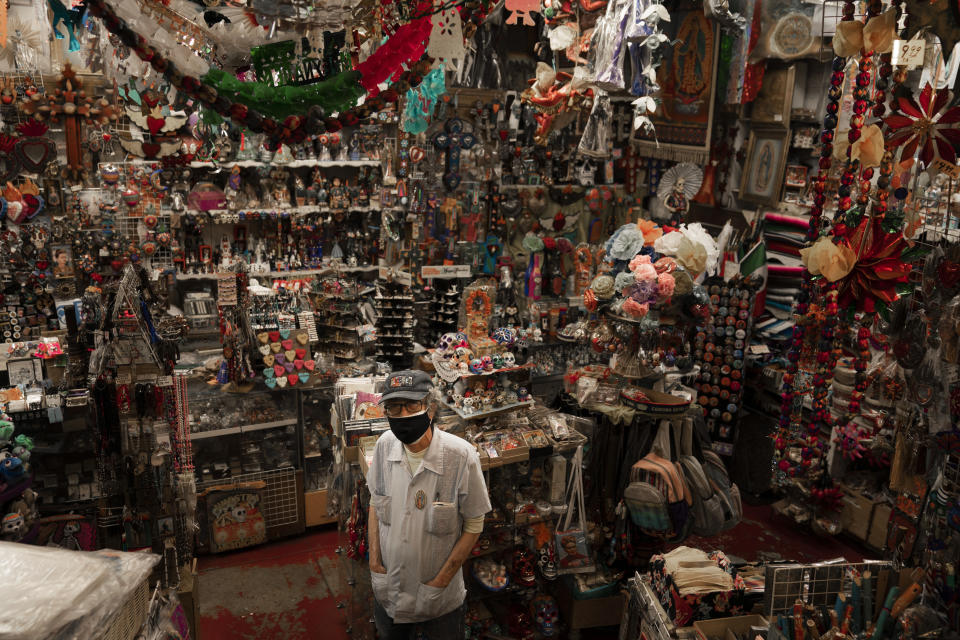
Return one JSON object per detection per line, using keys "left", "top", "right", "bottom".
{"left": 388, "top": 411, "right": 431, "bottom": 445}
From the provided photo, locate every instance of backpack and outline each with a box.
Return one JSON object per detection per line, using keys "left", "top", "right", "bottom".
{"left": 701, "top": 449, "right": 742, "bottom": 531}
{"left": 673, "top": 416, "right": 742, "bottom": 536}
{"left": 678, "top": 454, "right": 726, "bottom": 537}
{"left": 625, "top": 421, "right": 693, "bottom": 541}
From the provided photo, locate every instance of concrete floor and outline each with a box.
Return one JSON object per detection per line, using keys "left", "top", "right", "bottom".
{"left": 196, "top": 504, "right": 869, "bottom": 640}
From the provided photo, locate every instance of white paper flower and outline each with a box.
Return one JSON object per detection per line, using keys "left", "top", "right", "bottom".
{"left": 681, "top": 223, "right": 720, "bottom": 275}
{"left": 606, "top": 224, "right": 645, "bottom": 260}
{"left": 654, "top": 230, "right": 685, "bottom": 256}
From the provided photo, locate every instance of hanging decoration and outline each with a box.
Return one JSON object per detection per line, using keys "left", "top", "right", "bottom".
{"left": 883, "top": 84, "right": 960, "bottom": 166}
{"left": 84, "top": 0, "right": 461, "bottom": 146}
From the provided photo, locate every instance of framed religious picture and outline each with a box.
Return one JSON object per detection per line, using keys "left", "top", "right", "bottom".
{"left": 784, "top": 165, "right": 809, "bottom": 188}
{"left": 632, "top": 2, "right": 720, "bottom": 165}
{"left": 751, "top": 65, "right": 796, "bottom": 126}
{"left": 740, "top": 128, "right": 791, "bottom": 206}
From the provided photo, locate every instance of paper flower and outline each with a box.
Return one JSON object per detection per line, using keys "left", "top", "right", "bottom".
{"left": 622, "top": 299, "right": 650, "bottom": 318}
{"left": 657, "top": 272, "right": 676, "bottom": 298}
{"left": 862, "top": 9, "right": 897, "bottom": 53}
{"left": 682, "top": 223, "right": 720, "bottom": 274}
{"left": 832, "top": 9, "right": 897, "bottom": 57}
{"left": 835, "top": 217, "right": 911, "bottom": 313}
{"left": 800, "top": 237, "right": 856, "bottom": 281}
{"left": 654, "top": 230, "right": 685, "bottom": 256}
{"left": 884, "top": 83, "right": 960, "bottom": 165}
{"left": 638, "top": 218, "right": 662, "bottom": 246}
{"left": 852, "top": 124, "right": 885, "bottom": 167}
{"left": 675, "top": 236, "right": 708, "bottom": 275}
{"left": 615, "top": 271, "right": 637, "bottom": 293}
{"left": 606, "top": 224, "right": 645, "bottom": 260}
{"left": 584, "top": 288, "right": 598, "bottom": 311}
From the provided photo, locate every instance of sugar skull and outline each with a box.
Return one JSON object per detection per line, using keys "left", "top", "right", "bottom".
{"left": 503, "top": 352, "right": 516, "bottom": 367}
{"left": 492, "top": 327, "right": 516, "bottom": 346}
{"left": 491, "top": 354, "right": 504, "bottom": 369}
{"left": 511, "top": 548, "right": 537, "bottom": 586}
{"left": 436, "top": 332, "right": 460, "bottom": 355}
{"left": 530, "top": 594, "right": 559, "bottom": 636}
{"left": 481, "top": 355, "right": 494, "bottom": 372}
{"left": 469, "top": 358, "right": 484, "bottom": 374}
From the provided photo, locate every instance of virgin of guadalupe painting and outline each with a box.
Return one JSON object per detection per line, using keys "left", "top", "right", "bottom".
{"left": 633, "top": 5, "right": 720, "bottom": 164}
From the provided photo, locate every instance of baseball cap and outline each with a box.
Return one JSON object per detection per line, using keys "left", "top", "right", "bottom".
{"left": 380, "top": 370, "right": 433, "bottom": 404}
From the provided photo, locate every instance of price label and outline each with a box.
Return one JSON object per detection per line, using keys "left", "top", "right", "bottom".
{"left": 932, "top": 158, "right": 960, "bottom": 180}
{"left": 156, "top": 375, "right": 174, "bottom": 387}
{"left": 115, "top": 372, "right": 132, "bottom": 385}
{"left": 892, "top": 39, "right": 925, "bottom": 69}
{"left": 749, "top": 344, "right": 770, "bottom": 355}
{"left": 421, "top": 264, "right": 471, "bottom": 279}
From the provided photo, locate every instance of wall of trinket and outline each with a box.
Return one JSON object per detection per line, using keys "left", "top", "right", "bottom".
{"left": 1, "top": 0, "right": 960, "bottom": 636}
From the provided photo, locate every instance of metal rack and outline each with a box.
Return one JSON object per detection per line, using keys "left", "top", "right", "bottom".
{"left": 197, "top": 467, "right": 301, "bottom": 528}
{"left": 763, "top": 559, "right": 897, "bottom": 618}
{"left": 620, "top": 573, "right": 676, "bottom": 640}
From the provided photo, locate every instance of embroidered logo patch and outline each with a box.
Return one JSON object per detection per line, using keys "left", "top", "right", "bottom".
{"left": 415, "top": 489, "right": 426, "bottom": 510}
{"left": 390, "top": 375, "right": 413, "bottom": 388}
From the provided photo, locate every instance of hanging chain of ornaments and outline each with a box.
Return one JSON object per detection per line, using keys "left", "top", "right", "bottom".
{"left": 775, "top": 37, "right": 853, "bottom": 481}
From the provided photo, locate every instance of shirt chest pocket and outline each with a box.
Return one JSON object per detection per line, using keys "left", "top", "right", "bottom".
{"left": 371, "top": 494, "right": 392, "bottom": 526}
{"left": 426, "top": 501, "right": 457, "bottom": 536}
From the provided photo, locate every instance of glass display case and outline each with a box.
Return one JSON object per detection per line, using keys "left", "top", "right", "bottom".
{"left": 300, "top": 387, "right": 338, "bottom": 526}
{"left": 188, "top": 383, "right": 300, "bottom": 484}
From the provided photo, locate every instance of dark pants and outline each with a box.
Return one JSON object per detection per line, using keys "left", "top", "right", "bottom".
{"left": 373, "top": 598, "right": 464, "bottom": 640}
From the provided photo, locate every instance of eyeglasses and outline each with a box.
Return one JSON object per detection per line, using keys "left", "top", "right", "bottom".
{"left": 383, "top": 399, "right": 426, "bottom": 417}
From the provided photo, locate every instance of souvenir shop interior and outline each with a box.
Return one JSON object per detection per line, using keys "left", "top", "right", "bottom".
{"left": 0, "top": 0, "right": 958, "bottom": 638}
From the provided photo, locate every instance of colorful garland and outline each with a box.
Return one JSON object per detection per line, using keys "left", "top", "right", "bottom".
{"left": 85, "top": 0, "right": 472, "bottom": 146}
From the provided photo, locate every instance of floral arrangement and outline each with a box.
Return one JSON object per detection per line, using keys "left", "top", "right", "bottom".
{"left": 585, "top": 218, "right": 714, "bottom": 319}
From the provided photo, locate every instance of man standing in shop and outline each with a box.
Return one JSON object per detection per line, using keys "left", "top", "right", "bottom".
{"left": 367, "top": 370, "right": 491, "bottom": 639}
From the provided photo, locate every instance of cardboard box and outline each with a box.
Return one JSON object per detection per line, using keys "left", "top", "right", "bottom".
{"left": 694, "top": 615, "right": 768, "bottom": 640}
{"left": 305, "top": 489, "right": 336, "bottom": 526}
{"left": 555, "top": 585, "right": 625, "bottom": 630}
{"left": 867, "top": 502, "right": 892, "bottom": 550}
{"left": 179, "top": 561, "right": 200, "bottom": 640}
{"left": 840, "top": 485, "right": 875, "bottom": 541}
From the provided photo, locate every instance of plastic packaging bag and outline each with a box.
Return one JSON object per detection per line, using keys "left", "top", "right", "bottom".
{"left": 0, "top": 542, "right": 159, "bottom": 640}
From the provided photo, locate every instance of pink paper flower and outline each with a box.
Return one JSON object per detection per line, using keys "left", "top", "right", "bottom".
{"left": 657, "top": 272, "right": 675, "bottom": 298}
{"left": 629, "top": 254, "right": 652, "bottom": 272}
{"left": 623, "top": 299, "right": 650, "bottom": 318}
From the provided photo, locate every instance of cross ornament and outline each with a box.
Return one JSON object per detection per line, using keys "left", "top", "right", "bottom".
{"left": 432, "top": 118, "right": 476, "bottom": 190}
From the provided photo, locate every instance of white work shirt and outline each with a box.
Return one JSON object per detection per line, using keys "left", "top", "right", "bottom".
{"left": 366, "top": 428, "right": 491, "bottom": 623}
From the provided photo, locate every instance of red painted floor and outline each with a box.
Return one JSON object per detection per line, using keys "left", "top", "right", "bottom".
{"left": 196, "top": 506, "right": 876, "bottom": 640}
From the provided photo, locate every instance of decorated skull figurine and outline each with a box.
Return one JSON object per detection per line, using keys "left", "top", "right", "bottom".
{"left": 469, "top": 358, "right": 485, "bottom": 375}
{"left": 502, "top": 352, "right": 516, "bottom": 367}
{"left": 1, "top": 512, "right": 24, "bottom": 541}
{"left": 517, "top": 386, "right": 530, "bottom": 402}
{"left": 481, "top": 355, "right": 494, "bottom": 372}
{"left": 462, "top": 396, "right": 476, "bottom": 414}
{"left": 491, "top": 353, "right": 504, "bottom": 369}
{"left": 436, "top": 332, "right": 461, "bottom": 355}
{"left": 530, "top": 594, "right": 559, "bottom": 637}
{"left": 511, "top": 548, "right": 537, "bottom": 586}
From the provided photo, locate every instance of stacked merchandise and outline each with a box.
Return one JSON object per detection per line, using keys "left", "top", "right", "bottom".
{"left": 755, "top": 212, "right": 809, "bottom": 341}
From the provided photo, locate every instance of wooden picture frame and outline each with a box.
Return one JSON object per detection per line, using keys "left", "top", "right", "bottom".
{"left": 740, "top": 128, "right": 791, "bottom": 206}
{"left": 751, "top": 65, "right": 796, "bottom": 126}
